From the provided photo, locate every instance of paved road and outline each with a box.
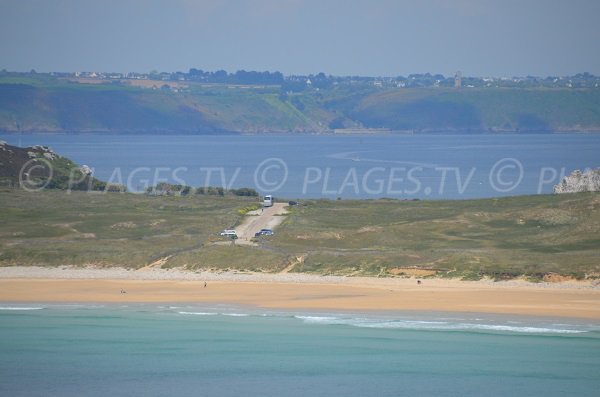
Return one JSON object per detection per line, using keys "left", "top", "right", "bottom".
{"left": 235, "top": 203, "right": 288, "bottom": 244}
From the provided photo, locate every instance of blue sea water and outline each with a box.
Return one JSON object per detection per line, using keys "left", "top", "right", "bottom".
{"left": 1, "top": 133, "right": 599, "bottom": 199}
{"left": 1, "top": 305, "right": 599, "bottom": 397}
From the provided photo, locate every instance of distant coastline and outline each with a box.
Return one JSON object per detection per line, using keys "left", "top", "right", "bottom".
{"left": 2, "top": 72, "right": 600, "bottom": 134}
{"left": 2, "top": 129, "right": 600, "bottom": 136}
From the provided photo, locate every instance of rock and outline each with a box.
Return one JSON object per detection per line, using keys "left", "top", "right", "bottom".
{"left": 554, "top": 168, "right": 600, "bottom": 193}
{"left": 27, "top": 151, "right": 37, "bottom": 159}
{"left": 43, "top": 152, "right": 56, "bottom": 160}
{"left": 32, "top": 145, "right": 55, "bottom": 154}
{"left": 80, "top": 165, "right": 93, "bottom": 175}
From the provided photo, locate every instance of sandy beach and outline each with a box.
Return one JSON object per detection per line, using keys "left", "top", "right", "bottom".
{"left": 1, "top": 266, "right": 599, "bottom": 319}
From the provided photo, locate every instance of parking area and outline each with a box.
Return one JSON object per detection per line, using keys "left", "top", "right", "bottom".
{"left": 233, "top": 203, "right": 289, "bottom": 245}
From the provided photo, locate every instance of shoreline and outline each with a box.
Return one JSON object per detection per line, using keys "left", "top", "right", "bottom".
{"left": 1, "top": 266, "right": 599, "bottom": 320}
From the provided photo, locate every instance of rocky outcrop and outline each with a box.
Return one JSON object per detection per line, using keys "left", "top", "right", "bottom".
{"left": 0, "top": 142, "right": 108, "bottom": 190}
{"left": 554, "top": 168, "right": 600, "bottom": 193}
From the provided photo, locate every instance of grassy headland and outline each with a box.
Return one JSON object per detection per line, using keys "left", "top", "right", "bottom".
{"left": 1, "top": 188, "right": 598, "bottom": 280}
{"left": 1, "top": 74, "right": 600, "bottom": 133}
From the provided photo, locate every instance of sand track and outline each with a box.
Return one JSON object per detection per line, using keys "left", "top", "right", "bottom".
{"left": 234, "top": 203, "right": 288, "bottom": 245}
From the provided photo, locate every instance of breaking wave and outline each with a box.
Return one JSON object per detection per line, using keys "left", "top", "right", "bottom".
{"left": 293, "top": 315, "right": 588, "bottom": 334}
{"left": 0, "top": 306, "right": 44, "bottom": 311}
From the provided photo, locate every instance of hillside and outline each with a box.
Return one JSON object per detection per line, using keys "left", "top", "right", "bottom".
{"left": 0, "top": 141, "right": 107, "bottom": 190}
{"left": 325, "top": 87, "right": 600, "bottom": 132}
{"left": 1, "top": 74, "right": 600, "bottom": 133}
{"left": 0, "top": 83, "right": 222, "bottom": 133}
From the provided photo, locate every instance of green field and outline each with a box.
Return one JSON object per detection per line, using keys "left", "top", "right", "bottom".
{"left": 1, "top": 189, "right": 598, "bottom": 280}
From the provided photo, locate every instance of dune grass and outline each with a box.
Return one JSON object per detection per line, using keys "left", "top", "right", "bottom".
{"left": 269, "top": 194, "right": 600, "bottom": 279}
{"left": 0, "top": 189, "right": 261, "bottom": 268}
{"left": 1, "top": 188, "right": 598, "bottom": 279}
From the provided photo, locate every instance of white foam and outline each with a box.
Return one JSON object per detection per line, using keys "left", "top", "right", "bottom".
{"left": 177, "top": 311, "right": 218, "bottom": 316}
{"left": 0, "top": 306, "right": 44, "bottom": 311}
{"left": 178, "top": 311, "right": 251, "bottom": 317}
{"left": 294, "top": 315, "right": 340, "bottom": 323}
{"left": 294, "top": 315, "right": 587, "bottom": 334}
{"left": 456, "top": 324, "right": 585, "bottom": 334}
{"left": 175, "top": 311, "right": 588, "bottom": 334}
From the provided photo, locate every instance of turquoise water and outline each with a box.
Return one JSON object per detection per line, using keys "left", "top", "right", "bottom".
{"left": 1, "top": 305, "right": 599, "bottom": 396}
{"left": 2, "top": 133, "right": 599, "bottom": 198}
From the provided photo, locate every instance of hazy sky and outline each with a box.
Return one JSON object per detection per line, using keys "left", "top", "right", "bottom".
{"left": 1, "top": 0, "right": 599, "bottom": 77}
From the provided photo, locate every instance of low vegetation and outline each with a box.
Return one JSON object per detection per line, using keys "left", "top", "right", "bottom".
{"left": 271, "top": 194, "right": 600, "bottom": 279}
{"left": 146, "top": 182, "right": 258, "bottom": 197}
{"left": 0, "top": 188, "right": 598, "bottom": 280}
{"left": 0, "top": 189, "right": 257, "bottom": 269}
{"left": 237, "top": 204, "right": 261, "bottom": 215}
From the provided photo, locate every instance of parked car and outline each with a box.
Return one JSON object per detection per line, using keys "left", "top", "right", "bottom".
{"left": 254, "top": 228, "right": 274, "bottom": 237}
{"left": 288, "top": 201, "right": 298, "bottom": 206}
{"left": 220, "top": 229, "right": 237, "bottom": 237}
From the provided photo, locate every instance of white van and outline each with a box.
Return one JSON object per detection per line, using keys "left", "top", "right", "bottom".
{"left": 263, "top": 195, "right": 273, "bottom": 207}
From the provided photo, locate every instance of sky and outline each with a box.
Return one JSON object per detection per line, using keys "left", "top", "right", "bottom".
{"left": 1, "top": 0, "right": 599, "bottom": 77}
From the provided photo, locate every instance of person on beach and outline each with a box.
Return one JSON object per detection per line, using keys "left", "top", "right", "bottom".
{"left": 204, "top": 282, "right": 207, "bottom": 288}
{"left": 417, "top": 280, "right": 421, "bottom": 285}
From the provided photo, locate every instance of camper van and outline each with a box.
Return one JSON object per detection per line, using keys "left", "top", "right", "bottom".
{"left": 263, "top": 195, "right": 273, "bottom": 207}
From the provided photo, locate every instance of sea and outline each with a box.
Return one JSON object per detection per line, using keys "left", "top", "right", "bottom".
{"left": 1, "top": 304, "right": 599, "bottom": 397}
{"left": 1, "top": 133, "right": 599, "bottom": 199}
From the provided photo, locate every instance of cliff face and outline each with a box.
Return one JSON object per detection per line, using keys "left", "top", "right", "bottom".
{"left": 554, "top": 168, "right": 600, "bottom": 193}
